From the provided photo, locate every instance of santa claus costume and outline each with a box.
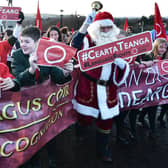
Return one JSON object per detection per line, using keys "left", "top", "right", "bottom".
{"left": 72, "top": 11, "right": 130, "bottom": 162}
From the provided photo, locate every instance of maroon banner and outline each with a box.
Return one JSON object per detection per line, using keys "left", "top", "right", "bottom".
{"left": 77, "top": 31, "right": 153, "bottom": 71}
{"left": 37, "top": 39, "right": 77, "bottom": 68}
{"left": 0, "top": 6, "right": 21, "bottom": 21}
{"left": 118, "top": 62, "right": 168, "bottom": 111}
{"left": 0, "top": 72, "right": 78, "bottom": 168}
{"left": 2, "top": 62, "right": 168, "bottom": 167}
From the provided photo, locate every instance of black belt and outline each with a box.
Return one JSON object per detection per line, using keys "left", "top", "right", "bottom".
{"left": 82, "top": 72, "right": 110, "bottom": 86}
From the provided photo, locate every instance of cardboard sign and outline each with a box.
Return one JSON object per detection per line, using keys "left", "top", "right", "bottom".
{"left": 77, "top": 31, "right": 153, "bottom": 71}
{"left": 0, "top": 6, "right": 21, "bottom": 21}
{"left": 157, "top": 59, "right": 168, "bottom": 75}
{"left": 37, "top": 39, "right": 77, "bottom": 68}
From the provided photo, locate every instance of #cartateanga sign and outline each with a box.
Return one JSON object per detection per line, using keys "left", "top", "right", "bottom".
{"left": 77, "top": 31, "right": 153, "bottom": 71}
{"left": 0, "top": 6, "right": 21, "bottom": 21}
{"left": 37, "top": 39, "right": 77, "bottom": 68}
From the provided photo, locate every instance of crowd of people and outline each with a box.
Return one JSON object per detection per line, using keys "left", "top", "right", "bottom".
{"left": 0, "top": 4, "right": 168, "bottom": 167}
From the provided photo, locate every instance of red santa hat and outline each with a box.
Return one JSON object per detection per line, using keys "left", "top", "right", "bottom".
{"left": 87, "top": 11, "right": 120, "bottom": 41}
{"left": 93, "top": 11, "right": 114, "bottom": 27}
{"left": 0, "top": 63, "right": 14, "bottom": 79}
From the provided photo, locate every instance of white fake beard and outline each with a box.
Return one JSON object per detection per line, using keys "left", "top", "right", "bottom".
{"left": 95, "top": 30, "right": 118, "bottom": 46}
{"left": 88, "top": 23, "right": 120, "bottom": 46}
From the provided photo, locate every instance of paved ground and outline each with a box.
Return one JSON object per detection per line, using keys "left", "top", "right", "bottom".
{"left": 20, "top": 115, "right": 168, "bottom": 168}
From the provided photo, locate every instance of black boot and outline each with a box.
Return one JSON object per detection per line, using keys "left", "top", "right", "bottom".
{"left": 115, "top": 114, "right": 130, "bottom": 145}
{"left": 96, "top": 130, "right": 113, "bottom": 162}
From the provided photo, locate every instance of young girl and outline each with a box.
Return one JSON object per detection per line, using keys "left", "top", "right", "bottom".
{"left": 138, "top": 38, "right": 168, "bottom": 137}
{"left": 46, "top": 25, "right": 62, "bottom": 42}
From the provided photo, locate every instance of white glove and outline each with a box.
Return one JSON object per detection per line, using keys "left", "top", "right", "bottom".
{"left": 0, "top": 77, "right": 15, "bottom": 91}
{"left": 83, "top": 10, "right": 96, "bottom": 25}
{"left": 79, "top": 10, "right": 97, "bottom": 34}
{"left": 114, "top": 58, "right": 126, "bottom": 70}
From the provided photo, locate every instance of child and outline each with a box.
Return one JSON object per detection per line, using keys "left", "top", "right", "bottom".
{"left": 11, "top": 26, "right": 73, "bottom": 88}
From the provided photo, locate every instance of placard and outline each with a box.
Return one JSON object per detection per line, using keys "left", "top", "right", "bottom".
{"left": 0, "top": 6, "right": 21, "bottom": 21}
{"left": 77, "top": 31, "right": 153, "bottom": 71}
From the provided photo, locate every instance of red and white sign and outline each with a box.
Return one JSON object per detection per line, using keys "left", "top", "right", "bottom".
{"left": 77, "top": 31, "right": 153, "bottom": 71}
{"left": 0, "top": 6, "right": 21, "bottom": 21}
{"left": 157, "top": 59, "right": 168, "bottom": 75}
{"left": 37, "top": 39, "right": 77, "bottom": 67}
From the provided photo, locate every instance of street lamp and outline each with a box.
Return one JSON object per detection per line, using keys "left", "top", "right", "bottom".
{"left": 77, "top": 14, "right": 80, "bottom": 29}
{"left": 60, "top": 9, "right": 64, "bottom": 28}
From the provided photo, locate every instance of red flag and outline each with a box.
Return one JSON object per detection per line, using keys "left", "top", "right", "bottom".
{"left": 36, "top": 0, "right": 42, "bottom": 32}
{"left": 71, "top": 28, "right": 74, "bottom": 34}
{"left": 124, "top": 18, "right": 128, "bottom": 31}
{"left": 154, "top": 2, "right": 168, "bottom": 40}
{"left": 56, "top": 21, "right": 60, "bottom": 28}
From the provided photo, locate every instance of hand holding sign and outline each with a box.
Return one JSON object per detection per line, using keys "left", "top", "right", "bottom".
{"left": 37, "top": 39, "right": 77, "bottom": 68}
{"left": 77, "top": 31, "right": 153, "bottom": 71}
{"left": 62, "top": 60, "right": 74, "bottom": 76}
{"left": 0, "top": 77, "right": 15, "bottom": 91}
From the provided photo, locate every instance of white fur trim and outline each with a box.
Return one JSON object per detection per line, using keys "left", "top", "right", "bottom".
{"left": 113, "top": 59, "right": 130, "bottom": 86}
{"left": 72, "top": 99, "right": 99, "bottom": 118}
{"left": 97, "top": 64, "right": 119, "bottom": 119}
{"left": 114, "top": 58, "right": 126, "bottom": 70}
{"left": 97, "top": 84, "right": 120, "bottom": 120}
{"left": 72, "top": 99, "right": 119, "bottom": 120}
{"left": 100, "top": 103, "right": 120, "bottom": 120}
{"left": 83, "top": 37, "right": 90, "bottom": 49}
{"left": 94, "top": 19, "right": 113, "bottom": 27}
{"left": 88, "top": 19, "right": 114, "bottom": 34}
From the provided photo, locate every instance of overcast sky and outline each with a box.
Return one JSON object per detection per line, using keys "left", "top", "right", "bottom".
{"left": 0, "top": 0, "right": 167, "bottom": 18}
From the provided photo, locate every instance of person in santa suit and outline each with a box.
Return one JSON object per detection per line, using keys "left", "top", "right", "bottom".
{"left": 71, "top": 11, "right": 130, "bottom": 162}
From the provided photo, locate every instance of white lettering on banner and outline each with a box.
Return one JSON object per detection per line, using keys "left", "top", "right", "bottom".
{"left": 118, "top": 92, "right": 131, "bottom": 108}
{"left": 132, "top": 90, "right": 143, "bottom": 106}
{"left": 122, "top": 66, "right": 168, "bottom": 88}
{"left": 119, "top": 84, "right": 168, "bottom": 109}
{"left": 128, "top": 69, "right": 143, "bottom": 87}
{"left": 44, "top": 45, "right": 66, "bottom": 64}
{"left": 118, "top": 65, "right": 168, "bottom": 109}
{"left": 0, "top": 8, "right": 19, "bottom": 14}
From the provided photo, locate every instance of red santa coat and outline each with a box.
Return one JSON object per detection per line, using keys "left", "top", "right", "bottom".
{"left": 73, "top": 35, "right": 130, "bottom": 120}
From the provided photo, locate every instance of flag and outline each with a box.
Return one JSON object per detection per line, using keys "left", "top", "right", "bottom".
{"left": 124, "top": 18, "right": 128, "bottom": 31}
{"left": 71, "top": 28, "right": 74, "bottom": 34}
{"left": 56, "top": 21, "right": 60, "bottom": 28}
{"left": 36, "top": 0, "right": 42, "bottom": 32}
{"left": 154, "top": 2, "right": 168, "bottom": 40}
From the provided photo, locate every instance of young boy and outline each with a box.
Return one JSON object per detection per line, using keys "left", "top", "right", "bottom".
{"left": 1, "top": 26, "right": 73, "bottom": 90}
